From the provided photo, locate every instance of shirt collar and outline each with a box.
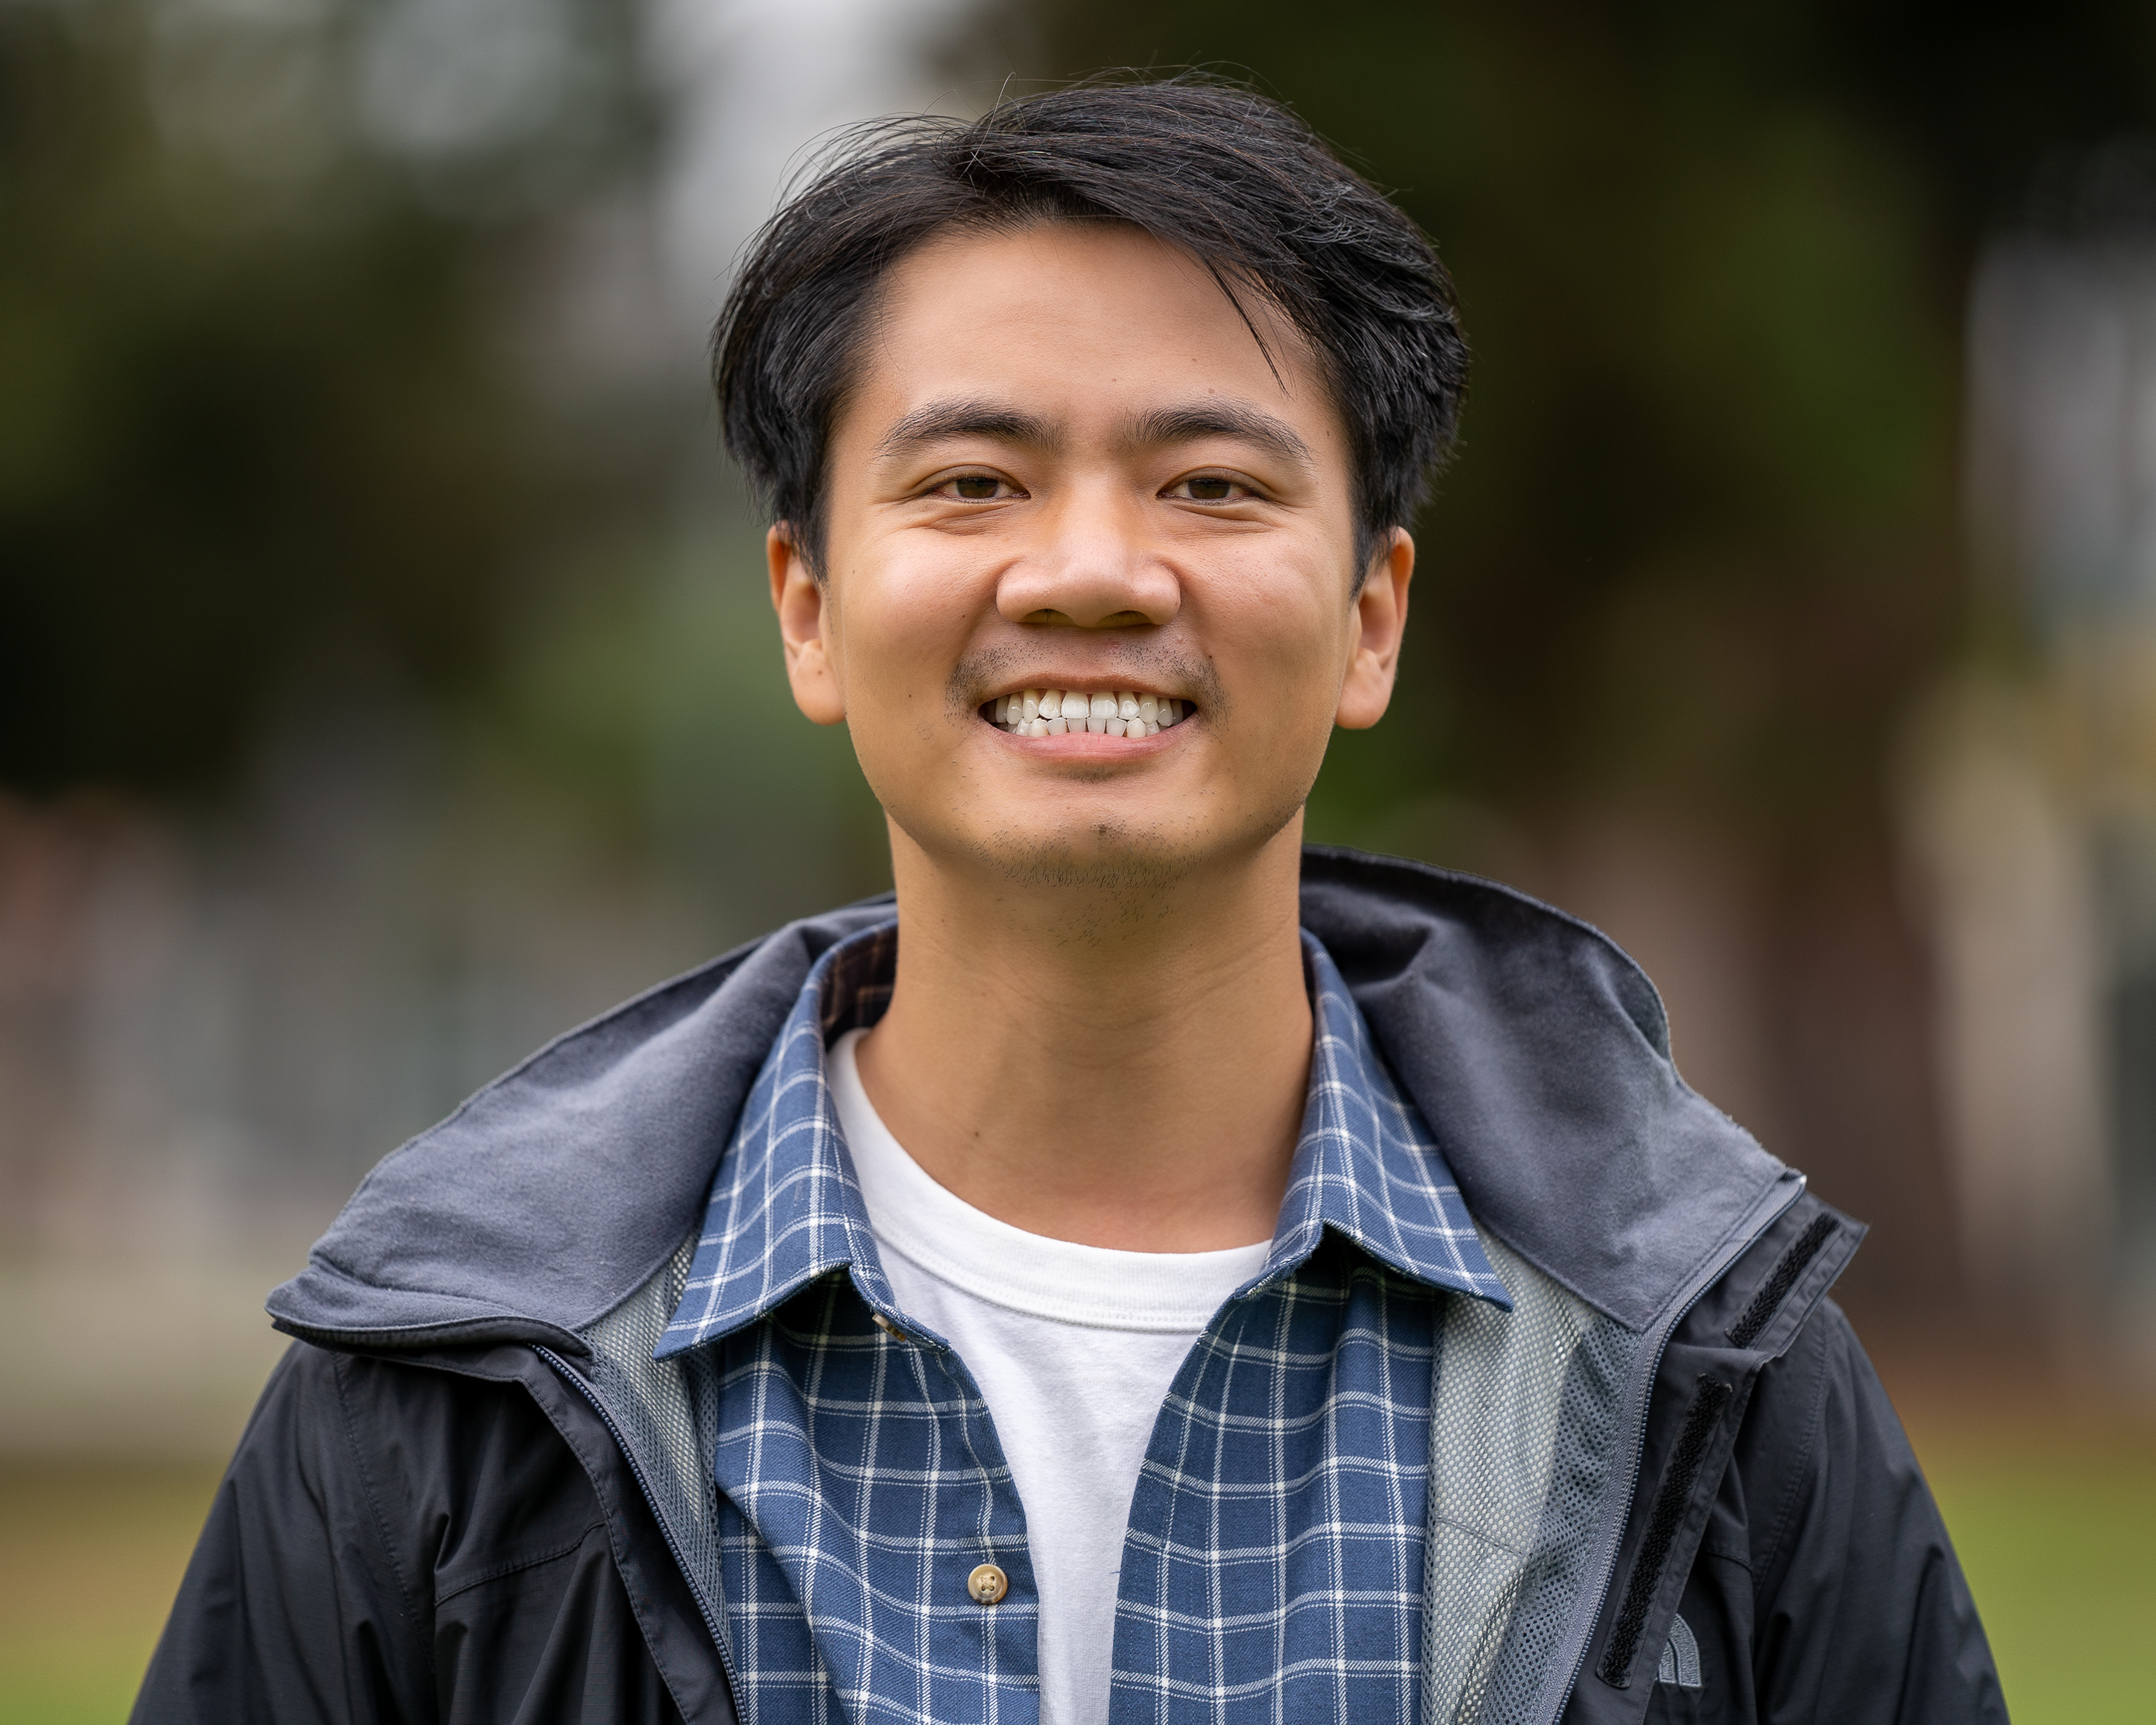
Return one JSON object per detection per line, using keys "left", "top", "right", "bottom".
{"left": 656, "top": 921, "right": 1507, "bottom": 1358}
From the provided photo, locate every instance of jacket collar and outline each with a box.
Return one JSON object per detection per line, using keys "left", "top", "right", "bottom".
{"left": 652, "top": 922, "right": 1509, "bottom": 1360}
{"left": 268, "top": 848, "right": 1793, "bottom": 1354}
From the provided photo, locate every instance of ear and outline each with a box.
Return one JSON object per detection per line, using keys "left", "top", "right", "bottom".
{"left": 769, "top": 524, "right": 847, "bottom": 725}
{"left": 1336, "top": 528, "right": 1413, "bottom": 731}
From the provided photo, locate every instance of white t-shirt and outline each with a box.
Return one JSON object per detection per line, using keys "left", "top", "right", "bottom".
{"left": 829, "top": 1030, "right": 1272, "bottom": 1725}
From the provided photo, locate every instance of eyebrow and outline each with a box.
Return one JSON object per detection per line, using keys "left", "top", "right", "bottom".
{"left": 874, "top": 400, "right": 1058, "bottom": 460}
{"left": 871, "top": 396, "right": 1315, "bottom": 471}
{"left": 1120, "top": 402, "right": 1315, "bottom": 469}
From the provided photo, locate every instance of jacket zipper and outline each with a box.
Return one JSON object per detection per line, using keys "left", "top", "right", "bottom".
{"left": 1537, "top": 1172, "right": 1805, "bottom": 1724}
{"left": 534, "top": 1344, "right": 747, "bottom": 1721}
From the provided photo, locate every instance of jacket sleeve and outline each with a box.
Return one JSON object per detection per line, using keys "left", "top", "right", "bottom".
{"left": 1747, "top": 1301, "right": 2006, "bottom": 1724}
{"left": 131, "top": 1342, "right": 434, "bottom": 1725}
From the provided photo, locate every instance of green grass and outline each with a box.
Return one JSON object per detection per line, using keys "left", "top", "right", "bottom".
{"left": 1, "top": 1422, "right": 2149, "bottom": 1722}
{"left": 1914, "top": 1426, "right": 2156, "bottom": 1724}
{"left": 0, "top": 1462, "right": 222, "bottom": 1725}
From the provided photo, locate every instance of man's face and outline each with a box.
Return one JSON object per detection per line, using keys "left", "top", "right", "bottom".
{"left": 771, "top": 221, "right": 1411, "bottom": 889}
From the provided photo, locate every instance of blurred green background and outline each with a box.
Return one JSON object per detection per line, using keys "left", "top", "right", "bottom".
{"left": 4, "top": 0, "right": 2154, "bottom": 1717}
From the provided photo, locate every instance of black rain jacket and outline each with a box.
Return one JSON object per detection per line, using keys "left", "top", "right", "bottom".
{"left": 133, "top": 851, "right": 2007, "bottom": 1725}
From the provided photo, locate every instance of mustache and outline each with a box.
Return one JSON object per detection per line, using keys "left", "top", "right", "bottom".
{"left": 946, "top": 647, "right": 1227, "bottom": 718}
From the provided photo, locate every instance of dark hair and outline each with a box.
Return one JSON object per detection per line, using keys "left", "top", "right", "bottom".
{"left": 713, "top": 75, "right": 1468, "bottom": 578}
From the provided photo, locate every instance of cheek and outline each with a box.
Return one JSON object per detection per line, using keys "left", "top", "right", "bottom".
{"left": 1198, "top": 552, "right": 1354, "bottom": 693}
{"left": 831, "top": 543, "right": 986, "bottom": 709}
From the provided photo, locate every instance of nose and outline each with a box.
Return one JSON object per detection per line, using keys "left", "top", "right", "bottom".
{"left": 994, "top": 489, "right": 1182, "bottom": 629}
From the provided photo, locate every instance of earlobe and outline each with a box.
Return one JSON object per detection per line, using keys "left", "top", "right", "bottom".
{"left": 1335, "top": 528, "right": 1413, "bottom": 732}
{"left": 769, "top": 524, "right": 848, "bottom": 726}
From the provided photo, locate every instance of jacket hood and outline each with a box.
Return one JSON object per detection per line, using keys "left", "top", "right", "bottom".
{"left": 269, "top": 846, "right": 1793, "bottom": 1352}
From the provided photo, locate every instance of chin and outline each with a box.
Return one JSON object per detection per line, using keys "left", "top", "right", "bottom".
{"left": 960, "top": 826, "right": 1203, "bottom": 892}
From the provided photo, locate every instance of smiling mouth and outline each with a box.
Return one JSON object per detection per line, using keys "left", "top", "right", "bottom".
{"left": 981, "top": 687, "right": 1191, "bottom": 741}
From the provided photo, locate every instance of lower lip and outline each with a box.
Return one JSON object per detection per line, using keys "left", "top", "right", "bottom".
{"left": 981, "top": 715, "right": 1192, "bottom": 755}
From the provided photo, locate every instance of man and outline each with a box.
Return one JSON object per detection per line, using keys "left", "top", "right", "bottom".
{"left": 138, "top": 78, "right": 2003, "bottom": 1725}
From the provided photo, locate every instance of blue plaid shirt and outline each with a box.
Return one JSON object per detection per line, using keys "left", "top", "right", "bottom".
{"left": 655, "top": 923, "right": 1510, "bottom": 1725}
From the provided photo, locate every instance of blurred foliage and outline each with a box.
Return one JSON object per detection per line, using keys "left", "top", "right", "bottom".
{"left": 474, "top": 528, "right": 893, "bottom": 924}
{"left": 0, "top": 0, "right": 657, "bottom": 796}
{"left": 11, "top": 0, "right": 2156, "bottom": 863}
{"left": 948, "top": 1, "right": 2156, "bottom": 851}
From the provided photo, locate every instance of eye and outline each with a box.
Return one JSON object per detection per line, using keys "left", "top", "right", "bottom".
{"left": 1166, "top": 474, "right": 1253, "bottom": 503}
{"left": 934, "top": 472, "right": 1019, "bottom": 502}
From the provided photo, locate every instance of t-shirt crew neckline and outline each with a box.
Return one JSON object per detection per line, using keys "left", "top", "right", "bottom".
{"left": 827, "top": 1028, "right": 1274, "bottom": 1332}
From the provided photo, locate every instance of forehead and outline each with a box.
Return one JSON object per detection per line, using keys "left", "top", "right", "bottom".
{"left": 843, "top": 222, "right": 1345, "bottom": 456}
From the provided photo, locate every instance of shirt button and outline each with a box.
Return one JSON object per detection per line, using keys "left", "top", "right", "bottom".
{"left": 966, "top": 1563, "right": 1008, "bottom": 1605}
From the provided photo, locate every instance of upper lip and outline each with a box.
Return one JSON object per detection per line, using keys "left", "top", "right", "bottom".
{"left": 983, "top": 679, "right": 1188, "bottom": 703}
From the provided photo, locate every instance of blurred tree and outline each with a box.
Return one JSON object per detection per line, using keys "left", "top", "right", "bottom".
{"left": 0, "top": 0, "right": 656, "bottom": 796}
{"left": 946, "top": 1, "right": 2156, "bottom": 850}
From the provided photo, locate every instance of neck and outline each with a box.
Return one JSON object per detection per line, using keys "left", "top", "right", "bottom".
{"left": 852, "top": 817, "right": 1314, "bottom": 1251}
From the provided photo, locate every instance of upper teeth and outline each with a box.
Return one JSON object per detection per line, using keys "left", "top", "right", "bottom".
{"left": 989, "top": 688, "right": 1187, "bottom": 739}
